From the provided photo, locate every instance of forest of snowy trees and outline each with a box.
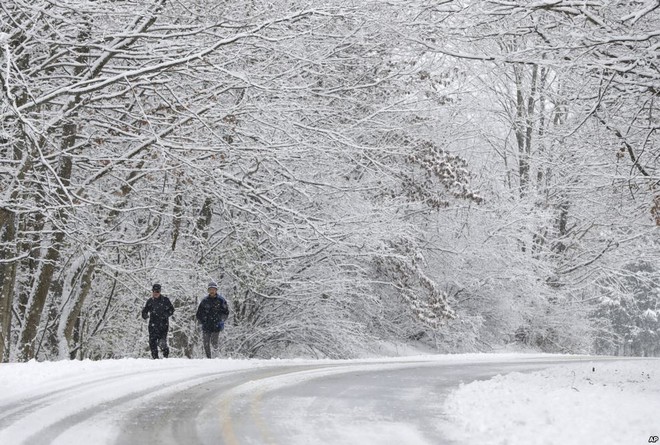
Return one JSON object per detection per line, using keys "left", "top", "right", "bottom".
{"left": 0, "top": 0, "right": 658, "bottom": 362}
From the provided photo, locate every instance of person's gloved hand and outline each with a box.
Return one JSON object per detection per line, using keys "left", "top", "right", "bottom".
{"left": 217, "top": 321, "right": 225, "bottom": 331}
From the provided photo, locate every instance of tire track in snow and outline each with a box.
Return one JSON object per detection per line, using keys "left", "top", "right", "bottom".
{"left": 0, "top": 361, "right": 263, "bottom": 445}
{"left": 0, "top": 363, "right": 189, "bottom": 425}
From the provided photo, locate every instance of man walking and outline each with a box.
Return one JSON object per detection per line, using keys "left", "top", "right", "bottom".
{"left": 141, "top": 283, "right": 175, "bottom": 359}
{"left": 196, "top": 281, "right": 229, "bottom": 358}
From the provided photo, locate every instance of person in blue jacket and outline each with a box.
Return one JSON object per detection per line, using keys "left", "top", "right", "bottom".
{"left": 141, "top": 283, "right": 175, "bottom": 359}
{"left": 196, "top": 281, "right": 229, "bottom": 358}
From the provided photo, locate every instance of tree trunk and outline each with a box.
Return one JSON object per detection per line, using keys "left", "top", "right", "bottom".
{"left": 16, "top": 229, "right": 67, "bottom": 361}
{"left": 197, "top": 197, "right": 214, "bottom": 242}
{"left": 16, "top": 136, "right": 75, "bottom": 361}
{"left": 514, "top": 65, "right": 529, "bottom": 196}
{"left": 61, "top": 257, "right": 97, "bottom": 359}
{"left": 0, "top": 209, "right": 18, "bottom": 362}
{"left": 513, "top": 63, "right": 539, "bottom": 198}
{"left": 171, "top": 178, "right": 184, "bottom": 251}
{"left": 1, "top": 129, "right": 35, "bottom": 361}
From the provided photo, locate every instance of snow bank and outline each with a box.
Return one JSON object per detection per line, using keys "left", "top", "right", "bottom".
{"left": 442, "top": 359, "right": 660, "bottom": 445}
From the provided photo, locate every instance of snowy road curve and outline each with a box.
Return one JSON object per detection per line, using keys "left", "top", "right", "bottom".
{"left": 0, "top": 355, "right": 609, "bottom": 445}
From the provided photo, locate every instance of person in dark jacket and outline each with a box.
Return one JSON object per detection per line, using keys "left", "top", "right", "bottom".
{"left": 196, "top": 281, "right": 229, "bottom": 358}
{"left": 142, "top": 283, "right": 175, "bottom": 359}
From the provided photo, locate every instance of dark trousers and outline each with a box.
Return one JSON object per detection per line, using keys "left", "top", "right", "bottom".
{"left": 202, "top": 331, "right": 219, "bottom": 358}
{"left": 149, "top": 330, "right": 169, "bottom": 359}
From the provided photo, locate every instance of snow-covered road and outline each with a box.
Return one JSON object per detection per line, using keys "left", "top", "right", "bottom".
{"left": 204, "top": 358, "right": 560, "bottom": 445}
{"left": 0, "top": 354, "right": 657, "bottom": 445}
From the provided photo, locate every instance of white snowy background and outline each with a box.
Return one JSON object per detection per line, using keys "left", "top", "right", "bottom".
{"left": 1, "top": 2, "right": 659, "bottom": 443}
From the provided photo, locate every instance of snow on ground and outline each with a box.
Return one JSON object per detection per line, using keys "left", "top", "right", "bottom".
{"left": 441, "top": 358, "right": 660, "bottom": 445}
{"left": 0, "top": 353, "right": 658, "bottom": 445}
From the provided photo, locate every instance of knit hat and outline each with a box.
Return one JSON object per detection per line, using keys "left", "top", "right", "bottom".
{"left": 208, "top": 281, "right": 218, "bottom": 289}
{"left": 152, "top": 283, "right": 162, "bottom": 292}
